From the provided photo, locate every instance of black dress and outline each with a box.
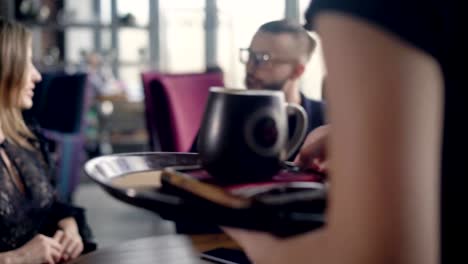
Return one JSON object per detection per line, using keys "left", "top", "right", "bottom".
{"left": 307, "top": 0, "right": 466, "bottom": 262}
{"left": 0, "top": 133, "right": 94, "bottom": 252}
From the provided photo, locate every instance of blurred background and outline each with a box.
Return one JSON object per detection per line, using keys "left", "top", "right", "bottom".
{"left": 0, "top": 0, "right": 325, "bottom": 99}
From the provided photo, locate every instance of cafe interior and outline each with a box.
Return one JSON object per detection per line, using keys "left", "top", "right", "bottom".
{"left": 0, "top": 0, "right": 449, "bottom": 263}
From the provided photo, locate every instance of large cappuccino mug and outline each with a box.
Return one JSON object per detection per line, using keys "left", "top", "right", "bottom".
{"left": 198, "top": 87, "right": 308, "bottom": 183}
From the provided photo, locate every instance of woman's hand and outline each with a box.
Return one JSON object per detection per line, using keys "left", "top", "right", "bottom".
{"left": 56, "top": 217, "right": 84, "bottom": 262}
{"left": 14, "top": 234, "right": 63, "bottom": 264}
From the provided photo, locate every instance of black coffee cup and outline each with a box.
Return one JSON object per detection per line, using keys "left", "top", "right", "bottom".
{"left": 198, "top": 87, "right": 307, "bottom": 183}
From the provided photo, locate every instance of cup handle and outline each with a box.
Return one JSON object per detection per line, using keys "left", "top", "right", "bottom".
{"left": 285, "top": 103, "right": 308, "bottom": 159}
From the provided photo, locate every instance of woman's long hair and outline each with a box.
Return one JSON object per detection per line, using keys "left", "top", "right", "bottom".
{"left": 0, "top": 18, "right": 35, "bottom": 147}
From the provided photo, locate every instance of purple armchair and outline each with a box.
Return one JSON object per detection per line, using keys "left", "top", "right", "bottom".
{"left": 142, "top": 72, "right": 224, "bottom": 152}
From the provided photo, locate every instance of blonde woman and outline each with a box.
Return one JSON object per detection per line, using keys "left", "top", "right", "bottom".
{"left": 0, "top": 19, "right": 85, "bottom": 264}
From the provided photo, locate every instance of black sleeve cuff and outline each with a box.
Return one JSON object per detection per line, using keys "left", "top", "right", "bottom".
{"left": 305, "top": 0, "right": 440, "bottom": 59}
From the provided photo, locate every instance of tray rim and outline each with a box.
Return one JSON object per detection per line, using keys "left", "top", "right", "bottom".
{"left": 83, "top": 152, "right": 325, "bottom": 237}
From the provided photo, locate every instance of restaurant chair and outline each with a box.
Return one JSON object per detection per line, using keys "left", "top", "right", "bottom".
{"left": 141, "top": 71, "right": 224, "bottom": 152}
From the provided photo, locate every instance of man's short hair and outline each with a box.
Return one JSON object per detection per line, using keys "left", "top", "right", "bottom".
{"left": 258, "top": 19, "right": 316, "bottom": 61}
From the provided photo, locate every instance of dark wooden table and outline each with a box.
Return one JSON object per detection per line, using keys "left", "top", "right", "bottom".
{"left": 70, "top": 234, "right": 240, "bottom": 264}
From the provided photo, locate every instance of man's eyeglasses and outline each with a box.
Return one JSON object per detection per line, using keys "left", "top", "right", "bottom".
{"left": 239, "top": 48, "right": 296, "bottom": 67}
